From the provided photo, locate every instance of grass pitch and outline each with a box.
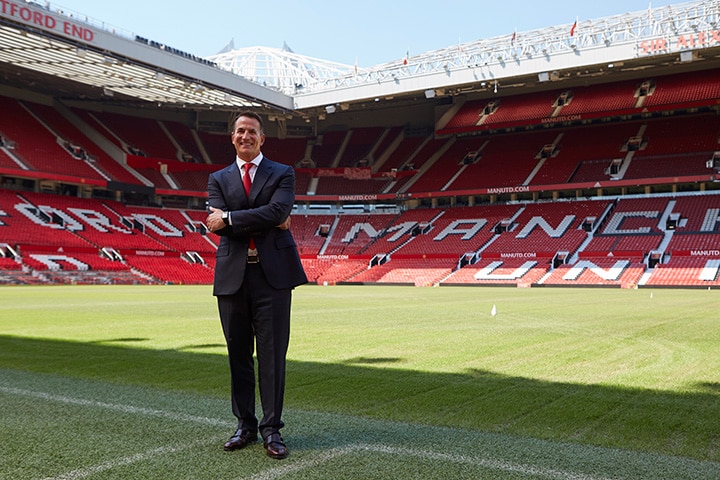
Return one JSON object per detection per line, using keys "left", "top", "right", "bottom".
{"left": 1, "top": 285, "right": 719, "bottom": 479}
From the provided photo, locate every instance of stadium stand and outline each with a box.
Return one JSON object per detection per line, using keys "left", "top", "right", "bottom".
{"left": 2, "top": 1, "right": 720, "bottom": 287}
{"left": 195, "top": 131, "right": 235, "bottom": 164}
{"left": 3, "top": 181, "right": 720, "bottom": 286}
{"left": 20, "top": 101, "right": 142, "bottom": 185}
{"left": 162, "top": 120, "right": 206, "bottom": 163}
{"left": 89, "top": 111, "right": 179, "bottom": 160}
{"left": 0, "top": 96, "right": 105, "bottom": 181}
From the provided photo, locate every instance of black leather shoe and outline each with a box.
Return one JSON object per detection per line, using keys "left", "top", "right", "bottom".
{"left": 263, "top": 433, "right": 288, "bottom": 459}
{"left": 223, "top": 428, "right": 258, "bottom": 451}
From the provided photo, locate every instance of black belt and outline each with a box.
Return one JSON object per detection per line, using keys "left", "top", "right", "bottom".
{"left": 247, "top": 254, "right": 260, "bottom": 264}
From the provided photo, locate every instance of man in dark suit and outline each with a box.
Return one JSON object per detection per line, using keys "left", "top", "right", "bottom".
{"left": 206, "top": 111, "right": 307, "bottom": 460}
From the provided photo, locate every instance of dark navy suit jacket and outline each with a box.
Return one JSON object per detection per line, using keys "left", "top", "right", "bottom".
{"left": 207, "top": 157, "right": 307, "bottom": 295}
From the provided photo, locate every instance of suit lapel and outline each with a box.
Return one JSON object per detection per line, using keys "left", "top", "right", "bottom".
{"left": 222, "top": 163, "right": 246, "bottom": 208}
{"left": 249, "top": 157, "right": 273, "bottom": 204}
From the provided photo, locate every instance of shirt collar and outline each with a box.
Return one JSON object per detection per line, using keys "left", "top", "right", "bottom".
{"left": 236, "top": 153, "right": 263, "bottom": 170}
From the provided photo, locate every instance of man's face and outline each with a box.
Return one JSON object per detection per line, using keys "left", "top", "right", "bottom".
{"left": 231, "top": 115, "right": 265, "bottom": 161}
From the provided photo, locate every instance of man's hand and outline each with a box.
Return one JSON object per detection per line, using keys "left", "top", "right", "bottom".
{"left": 206, "top": 206, "right": 226, "bottom": 233}
{"left": 277, "top": 216, "right": 291, "bottom": 230}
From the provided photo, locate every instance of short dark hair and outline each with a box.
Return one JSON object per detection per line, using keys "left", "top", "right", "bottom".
{"left": 231, "top": 111, "right": 264, "bottom": 134}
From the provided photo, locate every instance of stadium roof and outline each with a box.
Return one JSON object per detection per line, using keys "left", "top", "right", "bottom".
{"left": 206, "top": 43, "right": 357, "bottom": 98}
{"left": 0, "top": 1, "right": 293, "bottom": 111}
{"left": 1, "top": 0, "right": 719, "bottom": 118}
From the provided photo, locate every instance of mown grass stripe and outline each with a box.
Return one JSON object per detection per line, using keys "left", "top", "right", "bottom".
{"left": 3, "top": 385, "right": 612, "bottom": 480}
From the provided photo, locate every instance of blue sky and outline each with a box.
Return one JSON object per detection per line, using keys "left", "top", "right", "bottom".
{"left": 52, "top": 0, "right": 676, "bottom": 67}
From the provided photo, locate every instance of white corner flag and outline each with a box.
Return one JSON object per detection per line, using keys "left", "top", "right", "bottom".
{"left": 491, "top": 304, "right": 497, "bottom": 317}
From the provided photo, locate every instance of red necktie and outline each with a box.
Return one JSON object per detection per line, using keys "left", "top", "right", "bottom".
{"left": 242, "top": 163, "right": 256, "bottom": 250}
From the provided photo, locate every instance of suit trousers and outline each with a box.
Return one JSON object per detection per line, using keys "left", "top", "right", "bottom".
{"left": 217, "top": 262, "right": 292, "bottom": 438}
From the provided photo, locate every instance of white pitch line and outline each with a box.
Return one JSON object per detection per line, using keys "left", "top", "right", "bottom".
{"left": 42, "top": 436, "right": 221, "bottom": 480}
{"left": 0, "top": 385, "right": 227, "bottom": 427}
{"left": 242, "top": 443, "right": 617, "bottom": 480}
{"left": 362, "top": 444, "right": 617, "bottom": 480}
{"left": 242, "top": 446, "right": 353, "bottom": 480}
{"left": 1, "top": 385, "right": 618, "bottom": 480}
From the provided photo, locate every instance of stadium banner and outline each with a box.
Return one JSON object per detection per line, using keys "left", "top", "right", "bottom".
{"left": 672, "top": 249, "right": 720, "bottom": 258}
{"left": 123, "top": 250, "right": 181, "bottom": 257}
{"left": 303, "top": 255, "right": 372, "bottom": 260}
{"left": 481, "top": 252, "right": 555, "bottom": 259}
{"left": 297, "top": 168, "right": 414, "bottom": 180}
{"left": 314, "top": 168, "right": 345, "bottom": 177}
{"left": 410, "top": 174, "right": 719, "bottom": 199}
{"left": 390, "top": 253, "right": 459, "bottom": 259}
{"left": 579, "top": 250, "right": 645, "bottom": 259}
{"left": 638, "top": 29, "right": 720, "bottom": 56}
{"left": 150, "top": 172, "right": 720, "bottom": 201}
{"left": 0, "top": 167, "right": 106, "bottom": 187}
{"left": 2, "top": 168, "right": 714, "bottom": 203}
{"left": 343, "top": 168, "right": 372, "bottom": 180}
{"left": 0, "top": 1, "right": 96, "bottom": 43}
{"left": 18, "top": 245, "right": 99, "bottom": 254}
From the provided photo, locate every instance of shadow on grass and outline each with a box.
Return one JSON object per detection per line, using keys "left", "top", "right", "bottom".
{"left": 699, "top": 381, "right": 720, "bottom": 393}
{"left": 0, "top": 334, "right": 718, "bottom": 462}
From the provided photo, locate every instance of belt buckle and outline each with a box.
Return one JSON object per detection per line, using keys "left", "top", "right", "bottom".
{"left": 247, "top": 254, "right": 260, "bottom": 264}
